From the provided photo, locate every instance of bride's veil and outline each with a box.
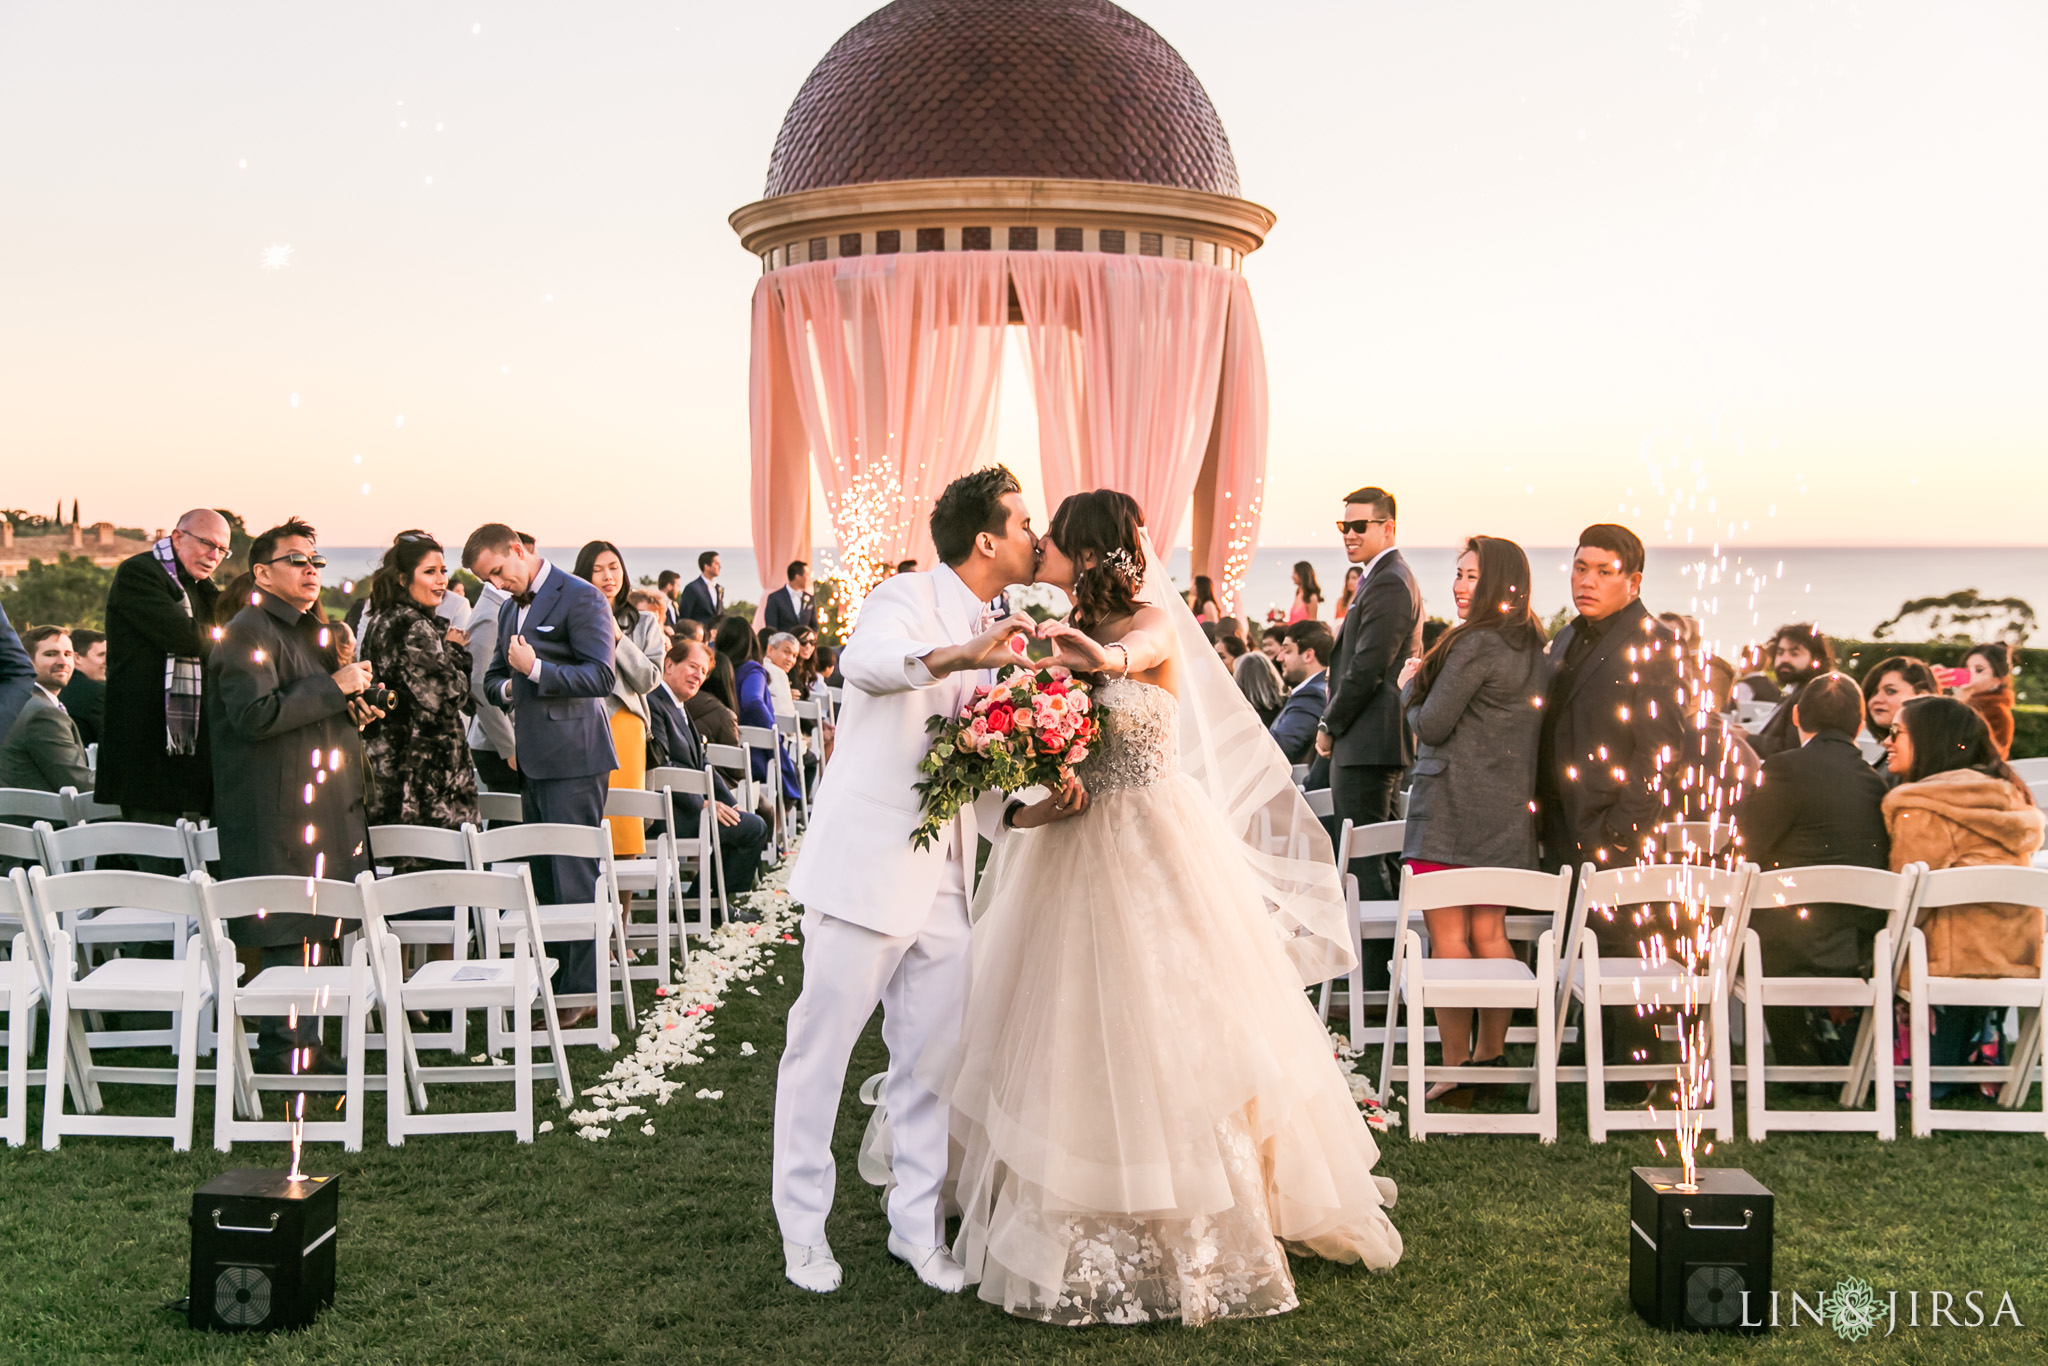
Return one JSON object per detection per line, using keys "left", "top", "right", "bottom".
{"left": 1135, "top": 532, "right": 1355, "bottom": 986}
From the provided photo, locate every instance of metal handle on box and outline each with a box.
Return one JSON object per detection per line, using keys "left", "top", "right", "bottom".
{"left": 211, "top": 1209, "right": 280, "bottom": 1234}
{"left": 1681, "top": 1207, "right": 1754, "bottom": 1231}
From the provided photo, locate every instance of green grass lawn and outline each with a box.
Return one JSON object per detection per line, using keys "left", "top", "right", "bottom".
{"left": 4, "top": 912, "right": 2046, "bottom": 1364}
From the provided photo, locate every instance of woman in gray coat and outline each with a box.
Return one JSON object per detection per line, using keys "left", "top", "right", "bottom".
{"left": 1397, "top": 535, "right": 1546, "bottom": 1098}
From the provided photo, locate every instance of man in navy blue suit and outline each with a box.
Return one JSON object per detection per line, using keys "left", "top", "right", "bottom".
{"left": 1269, "top": 620, "right": 1335, "bottom": 766}
{"left": 647, "top": 636, "right": 769, "bottom": 903}
{"left": 678, "top": 550, "right": 724, "bottom": 629}
{"left": 0, "top": 602, "right": 36, "bottom": 744}
{"left": 463, "top": 524, "right": 617, "bottom": 1009}
{"left": 763, "top": 560, "right": 819, "bottom": 636}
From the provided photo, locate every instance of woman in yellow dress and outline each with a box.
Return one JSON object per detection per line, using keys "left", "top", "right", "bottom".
{"left": 573, "top": 540, "right": 661, "bottom": 856}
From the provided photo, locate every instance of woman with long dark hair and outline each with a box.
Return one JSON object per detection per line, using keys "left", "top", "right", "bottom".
{"left": 572, "top": 540, "right": 661, "bottom": 856}
{"left": 359, "top": 530, "right": 478, "bottom": 839}
{"left": 1288, "top": 561, "right": 1323, "bottom": 623}
{"left": 1958, "top": 641, "right": 2016, "bottom": 758}
{"left": 933, "top": 487, "right": 1400, "bottom": 1326}
{"left": 1883, "top": 695, "right": 2044, "bottom": 1091}
{"left": 1333, "top": 564, "right": 1363, "bottom": 624}
{"left": 1861, "top": 655, "right": 1939, "bottom": 780}
{"left": 1189, "top": 574, "right": 1221, "bottom": 624}
{"left": 1395, "top": 535, "right": 1546, "bottom": 1101}
{"left": 717, "top": 613, "right": 800, "bottom": 809}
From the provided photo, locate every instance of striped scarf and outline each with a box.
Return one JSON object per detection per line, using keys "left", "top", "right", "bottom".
{"left": 154, "top": 536, "right": 204, "bottom": 755}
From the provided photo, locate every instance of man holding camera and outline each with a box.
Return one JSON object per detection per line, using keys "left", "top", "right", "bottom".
{"left": 208, "top": 517, "right": 377, "bottom": 1071}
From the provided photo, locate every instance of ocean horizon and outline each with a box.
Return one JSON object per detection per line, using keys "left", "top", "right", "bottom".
{"left": 318, "top": 543, "right": 2046, "bottom": 648}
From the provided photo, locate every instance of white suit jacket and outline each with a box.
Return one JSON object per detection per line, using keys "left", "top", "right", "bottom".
{"left": 788, "top": 564, "right": 1002, "bottom": 935}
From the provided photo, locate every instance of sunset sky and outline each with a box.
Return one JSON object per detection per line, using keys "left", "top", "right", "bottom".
{"left": 2, "top": 0, "right": 2042, "bottom": 556}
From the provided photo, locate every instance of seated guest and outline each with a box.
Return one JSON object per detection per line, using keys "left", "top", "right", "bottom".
{"left": 1957, "top": 642, "right": 2016, "bottom": 758}
{"left": 765, "top": 633, "right": 800, "bottom": 719}
{"left": 1860, "top": 655, "right": 1938, "bottom": 782}
{"left": 672, "top": 618, "right": 705, "bottom": 645}
{"left": 0, "top": 626, "right": 95, "bottom": 794}
{"left": 60, "top": 627, "right": 106, "bottom": 747}
{"left": 1673, "top": 655, "right": 1760, "bottom": 820}
{"left": 1223, "top": 631, "right": 1285, "bottom": 726}
{"left": 722, "top": 618, "right": 801, "bottom": 807}
{"left": 764, "top": 560, "right": 819, "bottom": 635}
{"left": 648, "top": 639, "right": 770, "bottom": 902}
{"left": 1734, "top": 642, "right": 1782, "bottom": 704}
{"left": 1270, "top": 620, "right": 1335, "bottom": 765}
{"left": 789, "top": 627, "right": 821, "bottom": 697}
{"left": 1732, "top": 673, "right": 1891, "bottom": 1071}
{"left": 688, "top": 664, "right": 742, "bottom": 751}
{"left": 1883, "top": 696, "right": 2045, "bottom": 1090}
{"left": 0, "top": 605, "right": 31, "bottom": 744}
{"left": 1752, "top": 623, "right": 1832, "bottom": 758}
{"left": 1398, "top": 536, "right": 1546, "bottom": 1100}
{"left": 628, "top": 589, "right": 673, "bottom": 647}
{"left": 814, "top": 643, "right": 842, "bottom": 691}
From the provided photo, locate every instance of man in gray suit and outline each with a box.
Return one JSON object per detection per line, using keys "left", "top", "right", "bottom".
{"left": 464, "top": 580, "right": 521, "bottom": 792}
{"left": 465, "top": 523, "right": 617, "bottom": 1010}
{"left": 1317, "top": 486, "right": 1423, "bottom": 906}
{"left": 0, "top": 625, "right": 95, "bottom": 793}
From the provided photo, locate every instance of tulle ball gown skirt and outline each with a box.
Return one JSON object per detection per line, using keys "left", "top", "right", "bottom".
{"left": 946, "top": 772, "right": 1403, "bottom": 1326}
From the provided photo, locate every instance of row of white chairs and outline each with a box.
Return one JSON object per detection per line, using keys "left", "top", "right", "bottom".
{"left": 1311, "top": 827, "right": 2047, "bottom": 1144}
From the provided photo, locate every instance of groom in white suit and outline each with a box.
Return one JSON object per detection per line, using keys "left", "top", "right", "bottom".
{"left": 775, "top": 467, "right": 1053, "bottom": 1294}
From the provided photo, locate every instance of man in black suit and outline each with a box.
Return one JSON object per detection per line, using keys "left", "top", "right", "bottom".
{"left": 648, "top": 637, "right": 770, "bottom": 902}
{"left": 1271, "top": 620, "right": 1333, "bottom": 766}
{"left": 764, "top": 560, "right": 819, "bottom": 636}
{"left": 678, "top": 550, "right": 725, "bottom": 629}
{"left": 59, "top": 628, "right": 106, "bottom": 748}
{"left": 1750, "top": 623, "right": 1832, "bottom": 759}
{"left": 1733, "top": 672, "right": 1891, "bottom": 1069}
{"left": 1316, "top": 486, "right": 1422, "bottom": 904}
{"left": 465, "top": 523, "right": 617, "bottom": 1013}
{"left": 657, "top": 570, "right": 685, "bottom": 634}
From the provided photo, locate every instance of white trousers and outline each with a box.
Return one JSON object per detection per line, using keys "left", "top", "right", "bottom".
{"left": 771, "top": 852, "right": 971, "bottom": 1248}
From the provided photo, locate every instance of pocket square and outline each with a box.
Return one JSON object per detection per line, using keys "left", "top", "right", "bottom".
{"left": 536, "top": 624, "right": 557, "bottom": 633}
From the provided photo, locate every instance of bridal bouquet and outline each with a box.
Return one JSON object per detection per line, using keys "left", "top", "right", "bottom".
{"left": 910, "top": 664, "right": 1098, "bottom": 850}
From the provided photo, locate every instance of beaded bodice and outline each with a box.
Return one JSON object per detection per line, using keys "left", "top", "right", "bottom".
{"left": 1078, "top": 678, "right": 1179, "bottom": 796}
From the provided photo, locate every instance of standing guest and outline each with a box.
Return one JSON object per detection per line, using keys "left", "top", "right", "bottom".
{"left": 59, "top": 627, "right": 107, "bottom": 748}
{"left": 1288, "top": 561, "right": 1323, "bottom": 623}
{"left": 766, "top": 561, "right": 820, "bottom": 635}
{"left": 96, "top": 509, "right": 228, "bottom": 825}
{"left": 1270, "top": 621, "right": 1335, "bottom": 766}
{"left": 1190, "top": 575, "right": 1222, "bottom": 624}
{"left": 465, "top": 579, "right": 520, "bottom": 791}
{"left": 1883, "top": 696, "right": 2045, "bottom": 1090}
{"left": 1860, "top": 655, "right": 1939, "bottom": 782}
{"left": 359, "top": 531, "right": 479, "bottom": 839}
{"left": 1316, "top": 486, "right": 1423, "bottom": 905}
{"left": 1258, "top": 628, "right": 1284, "bottom": 662}
{"left": 1956, "top": 642, "right": 2016, "bottom": 758}
{"left": 1752, "top": 624, "right": 1833, "bottom": 758}
{"left": 573, "top": 540, "right": 663, "bottom": 859}
{"left": 894, "top": 558, "right": 919, "bottom": 577}
{"left": 1733, "top": 673, "right": 1892, "bottom": 1071}
{"left": 465, "top": 523, "right": 617, "bottom": 1018}
{"left": 1332, "top": 565, "right": 1363, "bottom": 626}
{"left": 678, "top": 551, "right": 725, "bottom": 629}
{"left": 0, "top": 627, "right": 95, "bottom": 793}
{"left": 0, "top": 604, "right": 31, "bottom": 744}
{"left": 1536, "top": 523, "right": 1692, "bottom": 1086}
{"left": 1395, "top": 536, "right": 1546, "bottom": 1099}
{"left": 647, "top": 639, "right": 771, "bottom": 901}
{"left": 1536, "top": 523, "right": 1688, "bottom": 873}
{"left": 656, "top": 569, "right": 685, "bottom": 632}
{"left": 210, "top": 519, "right": 374, "bottom": 1072}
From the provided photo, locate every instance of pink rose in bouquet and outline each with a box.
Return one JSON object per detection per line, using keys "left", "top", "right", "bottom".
{"left": 911, "top": 664, "right": 1098, "bottom": 850}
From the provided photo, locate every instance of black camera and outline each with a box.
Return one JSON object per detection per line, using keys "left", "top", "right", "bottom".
{"left": 352, "top": 686, "right": 398, "bottom": 712}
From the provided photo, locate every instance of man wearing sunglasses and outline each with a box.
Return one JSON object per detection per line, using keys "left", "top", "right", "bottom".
{"left": 1316, "top": 486, "right": 1422, "bottom": 932}
{"left": 208, "top": 517, "right": 375, "bottom": 1072}
{"left": 96, "top": 508, "right": 230, "bottom": 836}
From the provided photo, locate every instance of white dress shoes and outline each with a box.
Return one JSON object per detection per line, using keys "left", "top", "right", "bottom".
{"left": 783, "top": 1240, "right": 843, "bottom": 1293}
{"left": 887, "top": 1232, "right": 967, "bottom": 1293}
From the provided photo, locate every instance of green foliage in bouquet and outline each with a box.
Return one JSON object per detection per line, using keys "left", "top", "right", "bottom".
{"left": 909, "top": 664, "right": 1098, "bottom": 850}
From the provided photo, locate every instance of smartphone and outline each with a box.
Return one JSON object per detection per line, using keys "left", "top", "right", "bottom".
{"left": 1940, "top": 666, "right": 1972, "bottom": 689}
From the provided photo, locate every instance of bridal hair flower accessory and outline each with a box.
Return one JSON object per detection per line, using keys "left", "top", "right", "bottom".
{"left": 1100, "top": 546, "right": 1143, "bottom": 590}
{"left": 910, "top": 664, "right": 1098, "bottom": 849}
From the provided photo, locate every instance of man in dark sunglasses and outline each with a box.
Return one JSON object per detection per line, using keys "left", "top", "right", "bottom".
{"left": 1317, "top": 485, "right": 1421, "bottom": 958}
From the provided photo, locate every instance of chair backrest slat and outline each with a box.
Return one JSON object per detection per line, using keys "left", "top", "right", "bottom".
{"left": 1911, "top": 863, "right": 2048, "bottom": 911}
{"left": 646, "top": 765, "right": 715, "bottom": 797}
{"left": 468, "top": 822, "right": 613, "bottom": 865}
{"left": 27, "top": 866, "right": 203, "bottom": 918}
{"left": 1304, "top": 787, "right": 1334, "bottom": 819}
{"left": 368, "top": 824, "right": 471, "bottom": 866}
{"left": 476, "top": 791, "right": 525, "bottom": 825}
{"left": 0, "top": 788, "right": 71, "bottom": 824}
{"left": 602, "top": 788, "right": 666, "bottom": 823}
{"left": 37, "top": 820, "right": 195, "bottom": 872}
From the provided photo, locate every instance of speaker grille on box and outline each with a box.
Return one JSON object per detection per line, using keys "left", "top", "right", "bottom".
{"left": 1686, "top": 1264, "right": 1746, "bottom": 1327}
{"left": 214, "top": 1266, "right": 273, "bottom": 1327}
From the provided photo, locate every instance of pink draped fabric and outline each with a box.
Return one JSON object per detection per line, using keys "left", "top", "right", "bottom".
{"left": 1009, "top": 254, "right": 1235, "bottom": 554}
{"left": 749, "top": 255, "right": 1009, "bottom": 603}
{"left": 748, "top": 252, "right": 1269, "bottom": 612}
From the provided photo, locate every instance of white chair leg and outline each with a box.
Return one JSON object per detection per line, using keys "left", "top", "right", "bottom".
{"left": 1743, "top": 933, "right": 1766, "bottom": 1142}
{"left": 1909, "top": 930, "right": 1931, "bottom": 1139}
{"left": 213, "top": 996, "right": 238, "bottom": 1153}
{"left": 41, "top": 957, "right": 75, "bottom": 1151}
{"left": 1536, "top": 932, "right": 1558, "bottom": 1144}
{"left": 1873, "top": 930, "right": 1896, "bottom": 1141}
{"left": 1583, "top": 948, "right": 1608, "bottom": 1144}
{"left": 1711, "top": 986, "right": 1735, "bottom": 1142}
{"left": 513, "top": 946, "right": 534, "bottom": 1143}
{"left": 343, "top": 952, "right": 367, "bottom": 1153}
{"left": 4, "top": 955, "right": 28, "bottom": 1149}
{"left": 1377, "top": 932, "right": 1405, "bottom": 1096}
{"left": 171, "top": 952, "right": 205, "bottom": 1152}
{"left": 1404, "top": 934, "right": 1427, "bottom": 1141}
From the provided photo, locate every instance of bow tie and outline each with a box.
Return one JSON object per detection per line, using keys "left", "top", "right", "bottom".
{"left": 513, "top": 590, "right": 536, "bottom": 607}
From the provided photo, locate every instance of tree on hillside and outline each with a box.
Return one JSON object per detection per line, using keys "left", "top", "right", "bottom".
{"left": 1, "top": 554, "right": 118, "bottom": 630}
{"left": 1872, "top": 589, "right": 2034, "bottom": 646}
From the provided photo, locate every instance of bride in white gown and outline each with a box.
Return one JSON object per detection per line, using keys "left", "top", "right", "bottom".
{"left": 940, "top": 490, "right": 1403, "bottom": 1327}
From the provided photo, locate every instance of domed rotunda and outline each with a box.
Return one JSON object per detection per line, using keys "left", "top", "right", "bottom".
{"left": 735, "top": 0, "right": 1276, "bottom": 609}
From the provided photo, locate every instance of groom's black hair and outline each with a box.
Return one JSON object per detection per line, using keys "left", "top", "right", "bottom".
{"left": 930, "top": 465, "right": 1022, "bottom": 566}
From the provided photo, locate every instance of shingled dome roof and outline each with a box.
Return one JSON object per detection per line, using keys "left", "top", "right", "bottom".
{"left": 763, "top": 0, "right": 1241, "bottom": 200}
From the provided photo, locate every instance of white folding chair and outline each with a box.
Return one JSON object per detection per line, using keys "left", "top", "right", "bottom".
{"left": 477, "top": 790, "right": 525, "bottom": 826}
{"left": 647, "top": 765, "right": 727, "bottom": 943}
{"left": 1302, "top": 787, "right": 1334, "bottom": 819}
{"left": 1394, "top": 864, "right": 1572, "bottom": 1142}
{"left": 603, "top": 787, "right": 681, "bottom": 982}
{"left": 2007, "top": 757, "right": 2048, "bottom": 783}
{"left": 0, "top": 788, "right": 73, "bottom": 827}
{"left": 1290, "top": 763, "right": 1311, "bottom": 787}
{"left": 360, "top": 868, "right": 574, "bottom": 1144}
{"left": 1559, "top": 861, "right": 1755, "bottom": 1143}
{"left": 1314, "top": 820, "right": 1403, "bottom": 1056}
{"left": 0, "top": 822, "right": 40, "bottom": 868}
{"left": 1651, "top": 820, "right": 1737, "bottom": 864}
{"left": 1737, "top": 700, "right": 1778, "bottom": 733}
{"left": 195, "top": 873, "right": 377, "bottom": 1152}
{"left": 738, "top": 725, "right": 788, "bottom": 852}
{"left": 1900, "top": 865, "right": 2048, "bottom": 1137}
{"left": 706, "top": 742, "right": 756, "bottom": 815}
{"left": 775, "top": 713, "right": 812, "bottom": 825}
{"left": 28, "top": 867, "right": 213, "bottom": 1150}
{"left": 467, "top": 823, "right": 635, "bottom": 1050}
{"left": 63, "top": 789, "right": 124, "bottom": 823}
{"left": 795, "top": 698, "right": 828, "bottom": 774}
{"left": 2, "top": 873, "right": 48, "bottom": 1147}
{"left": 1732, "top": 864, "right": 1916, "bottom": 1141}
{"left": 365, "top": 824, "right": 477, "bottom": 1053}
